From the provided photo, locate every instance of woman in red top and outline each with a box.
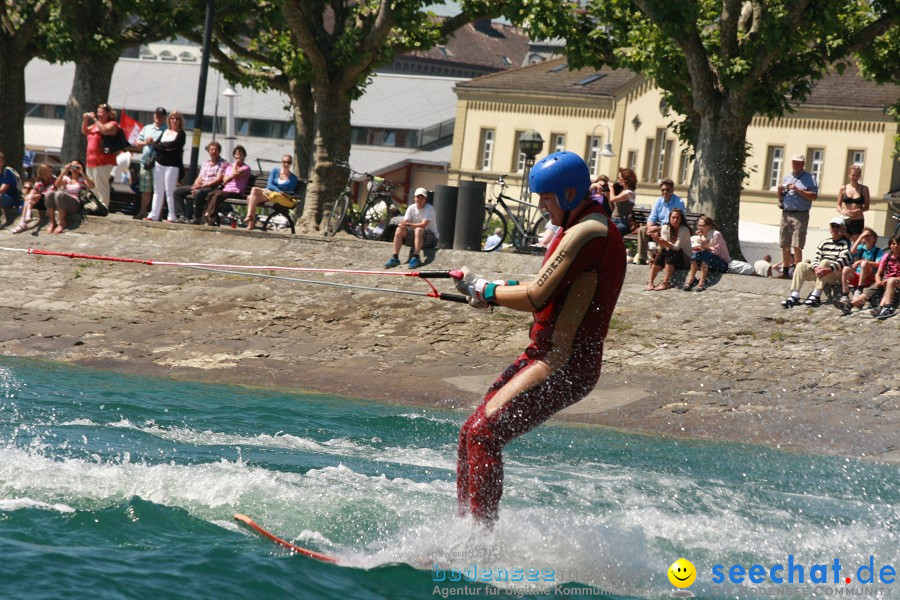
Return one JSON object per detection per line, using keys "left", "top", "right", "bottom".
{"left": 81, "top": 103, "right": 120, "bottom": 210}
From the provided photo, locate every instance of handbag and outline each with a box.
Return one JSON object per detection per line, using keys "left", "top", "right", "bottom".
{"left": 102, "top": 127, "right": 129, "bottom": 154}
{"left": 78, "top": 187, "right": 108, "bottom": 217}
{"left": 142, "top": 132, "right": 164, "bottom": 171}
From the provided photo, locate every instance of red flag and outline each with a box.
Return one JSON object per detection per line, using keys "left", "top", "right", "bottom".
{"left": 119, "top": 110, "right": 143, "bottom": 145}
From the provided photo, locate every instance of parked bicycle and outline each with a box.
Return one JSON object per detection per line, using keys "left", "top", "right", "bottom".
{"left": 324, "top": 161, "right": 403, "bottom": 240}
{"left": 482, "top": 175, "right": 549, "bottom": 252}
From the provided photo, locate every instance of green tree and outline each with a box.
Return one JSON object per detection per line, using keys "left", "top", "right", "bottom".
{"left": 0, "top": 0, "right": 54, "bottom": 172}
{"left": 281, "top": 0, "right": 505, "bottom": 229}
{"left": 528, "top": 0, "right": 899, "bottom": 257}
{"left": 185, "top": 1, "right": 315, "bottom": 180}
{"left": 42, "top": 0, "right": 194, "bottom": 163}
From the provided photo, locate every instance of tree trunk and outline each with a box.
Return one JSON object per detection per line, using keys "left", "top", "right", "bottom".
{"left": 60, "top": 54, "right": 120, "bottom": 163}
{"left": 289, "top": 79, "right": 315, "bottom": 180}
{"left": 0, "top": 46, "right": 30, "bottom": 173}
{"left": 687, "top": 109, "right": 752, "bottom": 261}
{"left": 301, "top": 86, "right": 353, "bottom": 231}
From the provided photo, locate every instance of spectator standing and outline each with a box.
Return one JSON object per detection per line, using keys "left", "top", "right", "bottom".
{"left": 836, "top": 165, "right": 869, "bottom": 241}
{"left": 607, "top": 167, "right": 637, "bottom": 236}
{"left": 44, "top": 160, "right": 94, "bottom": 234}
{"left": 781, "top": 216, "right": 851, "bottom": 308}
{"left": 81, "top": 103, "right": 120, "bottom": 210}
{"left": 179, "top": 141, "right": 228, "bottom": 224}
{"left": 633, "top": 178, "right": 685, "bottom": 264}
{"left": 646, "top": 207, "right": 691, "bottom": 291}
{"left": 0, "top": 151, "right": 21, "bottom": 228}
{"left": 837, "top": 227, "right": 884, "bottom": 313}
{"left": 133, "top": 107, "right": 167, "bottom": 219}
{"left": 201, "top": 145, "right": 251, "bottom": 225}
{"left": 11, "top": 163, "right": 55, "bottom": 234}
{"left": 244, "top": 154, "right": 300, "bottom": 230}
{"left": 684, "top": 215, "right": 731, "bottom": 291}
{"left": 776, "top": 153, "right": 818, "bottom": 278}
{"left": 146, "top": 111, "right": 186, "bottom": 222}
{"left": 384, "top": 187, "right": 439, "bottom": 269}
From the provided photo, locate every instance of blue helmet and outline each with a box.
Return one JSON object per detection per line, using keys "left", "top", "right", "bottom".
{"left": 529, "top": 151, "right": 591, "bottom": 211}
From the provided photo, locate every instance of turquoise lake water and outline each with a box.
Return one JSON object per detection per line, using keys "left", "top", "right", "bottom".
{"left": 0, "top": 356, "right": 896, "bottom": 599}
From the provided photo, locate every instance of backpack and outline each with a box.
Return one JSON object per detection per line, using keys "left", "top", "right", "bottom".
{"left": 5, "top": 167, "right": 23, "bottom": 197}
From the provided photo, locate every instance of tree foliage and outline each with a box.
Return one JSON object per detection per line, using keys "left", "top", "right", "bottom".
{"left": 0, "top": 0, "right": 54, "bottom": 171}
{"left": 281, "top": 0, "right": 509, "bottom": 229}
{"left": 519, "top": 0, "right": 899, "bottom": 255}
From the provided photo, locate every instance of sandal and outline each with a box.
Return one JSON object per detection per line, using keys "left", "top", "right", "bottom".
{"left": 653, "top": 281, "right": 671, "bottom": 291}
{"left": 644, "top": 284, "right": 656, "bottom": 291}
{"left": 695, "top": 282, "right": 708, "bottom": 292}
{"left": 10, "top": 224, "right": 28, "bottom": 234}
{"left": 683, "top": 278, "right": 698, "bottom": 291}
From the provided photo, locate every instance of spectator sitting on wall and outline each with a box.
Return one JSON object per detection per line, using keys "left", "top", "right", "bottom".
{"left": 384, "top": 187, "right": 439, "bottom": 270}
{"left": 781, "top": 217, "right": 851, "bottom": 308}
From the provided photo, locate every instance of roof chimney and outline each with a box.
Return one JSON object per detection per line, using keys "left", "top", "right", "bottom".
{"left": 473, "top": 18, "right": 493, "bottom": 34}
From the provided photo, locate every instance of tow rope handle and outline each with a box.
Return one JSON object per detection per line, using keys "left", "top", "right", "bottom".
{"left": 414, "top": 270, "right": 468, "bottom": 303}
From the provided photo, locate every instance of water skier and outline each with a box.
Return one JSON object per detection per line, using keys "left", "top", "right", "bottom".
{"left": 454, "top": 151, "right": 626, "bottom": 525}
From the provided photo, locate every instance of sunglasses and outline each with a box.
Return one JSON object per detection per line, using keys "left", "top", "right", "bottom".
{"left": 282, "top": 159, "right": 292, "bottom": 164}
{"left": 661, "top": 188, "right": 673, "bottom": 193}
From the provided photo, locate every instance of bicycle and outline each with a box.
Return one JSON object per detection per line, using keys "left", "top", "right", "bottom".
{"left": 482, "top": 175, "right": 549, "bottom": 252}
{"left": 324, "top": 161, "right": 403, "bottom": 240}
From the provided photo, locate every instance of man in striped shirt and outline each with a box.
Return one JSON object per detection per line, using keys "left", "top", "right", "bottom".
{"left": 781, "top": 217, "right": 852, "bottom": 308}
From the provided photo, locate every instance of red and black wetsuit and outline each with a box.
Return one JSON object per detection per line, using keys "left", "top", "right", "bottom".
{"left": 457, "top": 202, "right": 626, "bottom": 523}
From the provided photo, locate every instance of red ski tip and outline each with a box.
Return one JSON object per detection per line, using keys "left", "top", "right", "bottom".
{"left": 449, "top": 269, "right": 464, "bottom": 280}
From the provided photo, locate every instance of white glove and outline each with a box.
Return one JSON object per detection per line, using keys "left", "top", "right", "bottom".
{"left": 454, "top": 267, "right": 509, "bottom": 309}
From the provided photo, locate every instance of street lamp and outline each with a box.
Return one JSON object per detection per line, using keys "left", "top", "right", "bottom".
{"left": 590, "top": 123, "right": 616, "bottom": 158}
{"left": 519, "top": 129, "right": 545, "bottom": 202}
{"left": 222, "top": 87, "right": 238, "bottom": 158}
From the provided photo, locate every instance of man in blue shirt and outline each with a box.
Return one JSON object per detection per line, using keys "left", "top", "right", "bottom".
{"left": 132, "top": 107, "right": 167, "bottom": 219}
{"left": 0, "top": 151, "right": 21, "bottom": 228}
{"left": 633, "top": 178, "right": 685, "bottom": 264}
{"left": 777, "top": 153, "right": 818, "bottom": 278}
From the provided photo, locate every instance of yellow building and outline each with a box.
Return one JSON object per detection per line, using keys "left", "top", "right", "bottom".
{"left": 449, "top": 57, "right": 900, "bottom": 236}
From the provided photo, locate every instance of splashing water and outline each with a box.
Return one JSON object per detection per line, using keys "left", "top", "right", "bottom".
{"left": 0, "top": 357, "right": 896, "bottom": 599}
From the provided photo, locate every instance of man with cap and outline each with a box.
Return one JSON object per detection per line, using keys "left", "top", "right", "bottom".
{"left": 777, "top": 153, "right": 819, "bottom": 278}
{"left": 133, "top": 108, "right": 167, "bottom": 219}
{"left": 781, "top": 216, "right": 851, "bottom": 308}
{"left": 384, "top": 187, "right": 439, "bottom": 269}
{"left": 453, "top": 151, "right": 625, "bottom": 525}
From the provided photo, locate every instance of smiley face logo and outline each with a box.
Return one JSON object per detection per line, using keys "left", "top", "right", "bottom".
{"left": 668, "top": 558, "right": 696, "bottom": 588}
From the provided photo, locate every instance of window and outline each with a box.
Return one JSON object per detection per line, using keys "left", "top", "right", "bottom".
{"left": 552, "top": 133, "right": 566, "bottom": 153}
{"left": 642, "top": 139, "right": 655, "bottom": 182}
{"left": 627, "top": 151, "right": 638, "bottom": 172}
{"left": 513, "top": 130, "right": 526, "bottom": 173}
{"left": 479, "top": 129, "right": 495, "bottom": 171}
{"left": 765, "top": 146, "right": 784, "bottom": 190}
{"left": 678, "top": 151, "right": 692, "bottom": 186}
{"left": 846, "top": 149, "right": 865, "bottom": 178}
{"left": 575, "top": 74, "right": 606, "bottom": 86}
{"left": 642, "top": 128, "right": 671, "bottom": 182}
{"left": 807, "top": 148, "right": 824, "bottom": 188}
{"left": 586, "top": 136, "right": 601, "bottom": 177}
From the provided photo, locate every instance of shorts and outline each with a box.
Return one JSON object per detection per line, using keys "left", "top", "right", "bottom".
{"left": 845, "top": 219, "right": 864, "bottom": 236}
{"left": 780, "top": 211, "right": 809, "bottom": 249}
{"left": 653, "top": 248, "right": 689, "bottom": 269}
{"left": 1, "top": 192, "right": 20, "bottom": 209}
{"left": 848, "top": 271, "right": 875, "bottom": 288}
{"left": 691, "top": 250, "right": 729, "bottom": 273}
{"left": 262, "top": 189, "right": 296, "bottom": 209}
{"left": 44, "top": 191, "right": 81, "bottom": 214}
{"left": 403, "top": 227, "right": 438, "bottom": 248}
{"left": 139, "top": 168, "right": 154, "bottom": 193}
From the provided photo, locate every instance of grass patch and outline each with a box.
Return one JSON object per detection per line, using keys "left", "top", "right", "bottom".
{"left": 609, "top": 317, "right": 633, "bottom": 331}
{"left": 769, "top": 331, "right": 786, "bottom": 342}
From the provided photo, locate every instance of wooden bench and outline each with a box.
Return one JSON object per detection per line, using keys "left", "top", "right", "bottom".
{"left": 222, "top": 175, "right": 307, "bottom": 235}
{"left": 623, "top": 207, "right": 703, "bottom": 241}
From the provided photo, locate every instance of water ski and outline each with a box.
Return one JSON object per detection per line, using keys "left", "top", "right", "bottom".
{"left": 234, "top": 513, "right": 338, "bottom": 563}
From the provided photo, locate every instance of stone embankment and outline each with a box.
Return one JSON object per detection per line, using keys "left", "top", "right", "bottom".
{"left": 0, "top": 214, "right": 896, "bottom": 461}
